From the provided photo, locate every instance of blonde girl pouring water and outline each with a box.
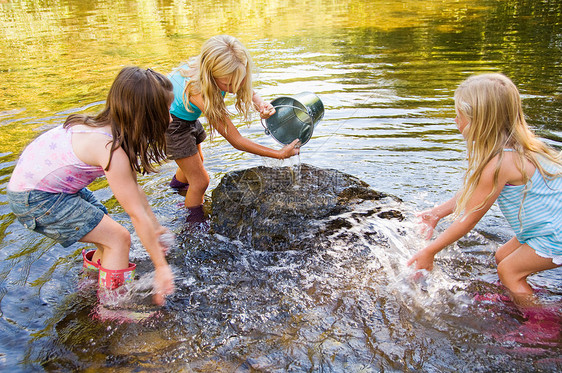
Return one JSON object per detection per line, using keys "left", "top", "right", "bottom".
{"left": 166, "top": 35, "right": 300, "bottom": 222}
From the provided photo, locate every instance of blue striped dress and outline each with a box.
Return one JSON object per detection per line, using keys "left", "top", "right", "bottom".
{"left": 496, "top": 152, "right": 562, "bottom": 264}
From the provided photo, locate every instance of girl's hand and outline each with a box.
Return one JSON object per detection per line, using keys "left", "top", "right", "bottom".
{"left": 257, "top": 101, "right": 276, "bottom": 119}
{"left": 153, "top": 265, "right": 175, "bottom": 306}
{"left": 406, "top": 248, "right": 435, "bottom": 271}
{"left": 417, "top": 210, "right": 440, "bottom": 240}
{"left": 278, "top": 139, "right": 301, "bottom": 159}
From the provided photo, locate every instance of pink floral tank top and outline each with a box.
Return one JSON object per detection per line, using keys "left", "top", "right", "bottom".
{"left": 8, "top": 125, "right": 111, "bottom": 194}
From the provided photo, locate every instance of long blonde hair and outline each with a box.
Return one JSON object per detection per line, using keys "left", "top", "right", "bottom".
{"left": 180, "top": 35, "right": 254, "bottom": 136}
{"left": 453, "top": 73, "right": 562, "bottom": 218}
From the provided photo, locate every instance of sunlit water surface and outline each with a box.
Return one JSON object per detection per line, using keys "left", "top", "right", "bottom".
{"left": 0, "top": 0, "right": 561, "bottom": 371}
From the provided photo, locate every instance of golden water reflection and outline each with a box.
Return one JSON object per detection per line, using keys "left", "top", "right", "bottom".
{"left": 1, "top": 0, "right": 487, "bottom": 115}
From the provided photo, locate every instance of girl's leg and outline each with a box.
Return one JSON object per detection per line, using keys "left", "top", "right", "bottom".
{"left": 89, "top": 243, "right": 106, "bottom": 265}
{"left": 495, "top": 236, "right": 522, "bottom": 264}
{"left": 174, "top": 147, "right": 209, "bottom": 208}
{"left": 174, "top": 144, "right": 204, "bottom": 185}
{"left": 173, "top": 169, "right": 188, "bottom": 185}
{"left": 496, "top": 243, "right": 559, "bottom": 306}
{"left": 79, "top": 214, "right": 131, "bottom": 270}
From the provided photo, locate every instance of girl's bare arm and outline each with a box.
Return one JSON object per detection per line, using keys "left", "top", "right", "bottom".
{"left": 190, "top": 93, "right": 299, "bottom": 159}
{"left": 408, "top": 157, "right": 507, "bottom": 270}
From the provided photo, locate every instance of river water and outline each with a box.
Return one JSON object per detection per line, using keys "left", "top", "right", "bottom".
{"left": 0, "top": 0, "right": 561, "bottom": 371}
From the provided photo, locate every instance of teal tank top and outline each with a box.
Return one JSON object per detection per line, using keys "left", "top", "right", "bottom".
{"left": 169, "top": 65, "right": 202, "bottom": 121}
{"left": 168, "top": 65, "right": 226, "bottom": 122}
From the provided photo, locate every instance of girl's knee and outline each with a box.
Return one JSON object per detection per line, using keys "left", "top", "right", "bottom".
{"left": 495, "top": 237, "right": 521, "bottom": 265}
{"left": 497, "top": 260, "right": 528, "bottom": 285}
{"left": 497, "top": 262, "right": 517, "bottom": 293}
{"left": 496, "top": 261, "right": 508, "bottom": 280}
{"left": 115, "top": 225, "right": 131, "bottom": 249}
{"left": 191, "top": 176, "right": 210, "bottom": 193}
{"left": 494, "top": 251, "right": 504, "bottom": 265}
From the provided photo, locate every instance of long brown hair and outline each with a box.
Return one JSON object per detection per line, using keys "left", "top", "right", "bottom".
{"left": 64, "top": 67, "right": 173, "bottom": 174}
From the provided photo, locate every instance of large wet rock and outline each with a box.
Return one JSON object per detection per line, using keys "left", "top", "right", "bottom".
{"left": 211, "top": 164, "right": 404, "bottom": 251}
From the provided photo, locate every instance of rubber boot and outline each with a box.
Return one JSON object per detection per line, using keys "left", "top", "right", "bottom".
{"left": 79, "top": 249, "right": 100, "bottom": 289}
{"left": 82, "top": 249, "right": 100, "bottom": 271}
{"left": 170, "top": 175, "right": 189, "bottom": 191}
{"left": 95, "top": 262, "right": 159, "bottom": 323}
{"left": 98, "top": 262, "right": 136, "bottom": 290}
{"left": 186, "top": 204, "right": 206, "bottom": 223}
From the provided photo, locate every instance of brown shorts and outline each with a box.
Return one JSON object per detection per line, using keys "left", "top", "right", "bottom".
{"left": 165, "top": 114, "right": 207, "bottom": 160}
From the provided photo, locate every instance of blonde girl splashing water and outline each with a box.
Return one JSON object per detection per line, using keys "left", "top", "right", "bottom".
{"left": 408, "top": 73, "right": 562, "bottom": 308}
{"left": 166, "top": 35, "right": 300, "bottom": 222}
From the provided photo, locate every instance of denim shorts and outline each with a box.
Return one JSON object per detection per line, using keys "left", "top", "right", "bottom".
{"left": 165, "top": 114, "right": 207, "bottom": 160}
{"left": 7, "top": 188, "right": 107, "bottom": 248}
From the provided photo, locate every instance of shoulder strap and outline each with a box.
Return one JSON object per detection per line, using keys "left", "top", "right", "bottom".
{"left": 70, "top": 128, "right": 113, "bottom": 138}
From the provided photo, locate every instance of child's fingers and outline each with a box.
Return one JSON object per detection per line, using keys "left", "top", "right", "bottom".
{"left": 417, "top": 222, "right": 432, "bottom": 239}
{"left": 152, "top": 265, "right": 175, "bottom": 305}
{"left": 153, "top": 293, "right": 165, "bottom": 306}
{"left": 416, "top": 210, "right": 438, "bottom": 221}
{"left": 421, "top": 226, "right": 434, "bottom": 240}
{"left": 262, "top": 102, "right": 274, "bottom": 111}
{"left": 410, "top": 270, "right": 425, "bottom": 282}
{"left": 153, "top": 281, "right": 174, "bottom": 306}
{"left": 278, "top": 139, "right": 302, "bottom": 158}
{"left": 260, "top": 106, "right": 276, "bottom": 119}
{"left": 291, "top": 139, "right": 301, "bottom": 154}
{"left": 406, "top": 256, "right": 415, "bottom": 266}
{"left": 415, "top": 210, "right": 438, "bottom": 239}
{"left": 407, "top": 252, "right": 434, "bottom": 271}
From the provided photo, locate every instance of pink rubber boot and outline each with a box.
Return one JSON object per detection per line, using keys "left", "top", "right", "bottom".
{"left": 94, "top": 262, "right": 159, "bottom": 323}
{"left": 92, "top": 263, "right": 160, "bottom": 323}
{"left": 82, "top": 249, "right": 100, "bottom": 271}
{"left": 98, "top": 262, "right": 136, "bottom": 290}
